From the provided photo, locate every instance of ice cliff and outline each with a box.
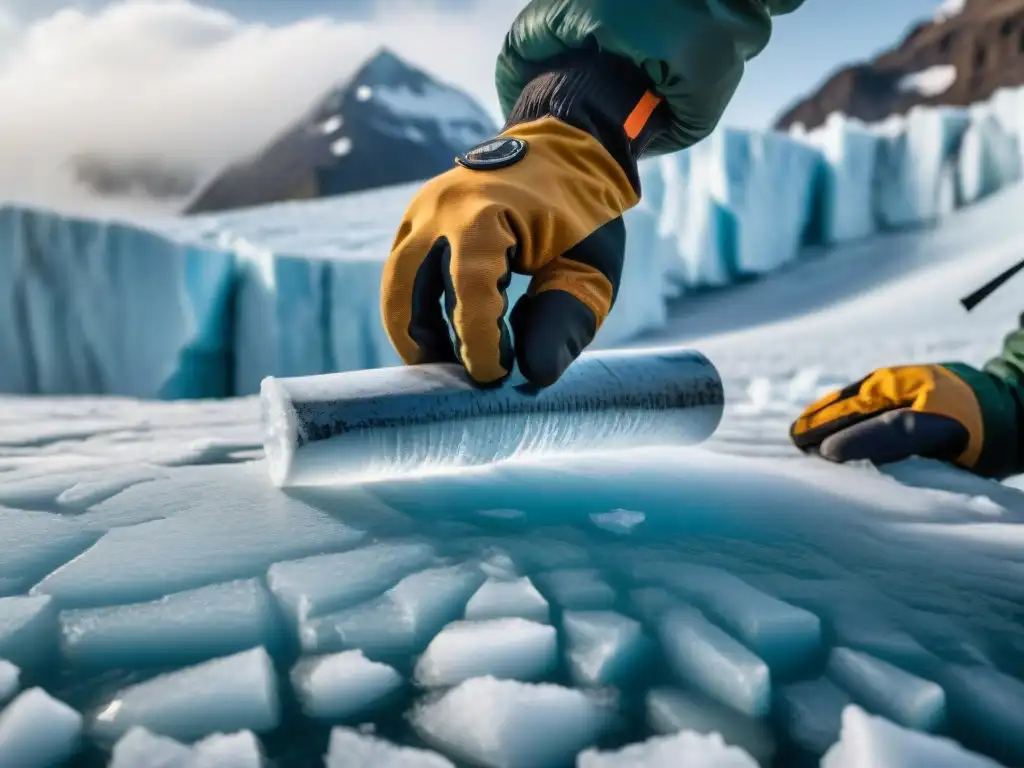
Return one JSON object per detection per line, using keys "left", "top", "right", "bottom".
{"left": 2, "top": 86, "right": 1023, "bottom": 398}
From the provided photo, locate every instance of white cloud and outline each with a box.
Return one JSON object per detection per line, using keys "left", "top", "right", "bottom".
{"left": 0, "top": 0, "right": 523, "bottom": 217}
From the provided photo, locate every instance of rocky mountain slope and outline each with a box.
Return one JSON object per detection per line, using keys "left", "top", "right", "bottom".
{"left": 775, "top": 0, "right": 1024, "bottom": 130}
{"left": 182, "top": 48, "right": 497, "bottom": 215}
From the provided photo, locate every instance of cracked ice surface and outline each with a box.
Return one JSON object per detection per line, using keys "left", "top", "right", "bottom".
{"left": 3, "top": 189, "right": 1024, "bottom": 766}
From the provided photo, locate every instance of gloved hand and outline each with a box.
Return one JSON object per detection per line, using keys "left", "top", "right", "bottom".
{"left": 789, "top": 363, "right": 1017, "bottom": 477}
{"left": 381, "top": 52, "right": 666, "bottom": 387}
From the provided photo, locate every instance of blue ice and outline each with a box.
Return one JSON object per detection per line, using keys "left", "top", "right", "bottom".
{"left": 109, "top": 727, "right": 192, "bottom": 768}
{"left": 792, "top": 113, "right": 881, "bottom": 243}
{"left": 33, "top": 480, "right": 365, "bottom": 608}
{"left": 827, "top": 647, "right": 947, "bottom": 732}
{"left": 463, "top": 577, "right": 551, "bottom": 624}
{"left": 0, "top": 507, "right": 98, "bottom": 592}
{"left": 298, "top": 564, "right": 484, "bottom": 657}
{"left": 777, "top": 677, "right": 853, "bottom": 755}
{"left": 2, "top": 84, "right": 1024, "bottom": 399}
{"left": 874, "top": 106, "right": 971, "bottom": 228}
{"left": 0, "top": 660, "right": 19, "bottom": 705}
{"left": 325, "top": 727, "right": 455, "bottom": 768}
{"left": 0, "top": 687, "right": 83, "bottom": 767}
{"left": 536, "top": 569, "right": 616, "bottom": 611}
{"left": 412, "top": 677, "right": 607, "bottom": 768}
{"left": 577, "top": 730, "right": 759, "bottom": 767}
{"left": 658, "top": 606, "right": 771, "bottom": 717}
{"left": 645, "top": 688, "right": 775, "bottom": 765}
{"left": 90, "top": 647, "right": 279, "bottom": 742}
{"left": 58, "top": 578, "right": 281, "bottom": 668}
{"left": 562, "top": 611, "right": 648, "bottom": 688}
{"left": 267, "top": 541, "right": 436, "bottom": 626}
{"left": 0, "top": 205, "right": 234, "bottom": 398}
{"left": 187, "top": 730, "right": 265, "bottom": 767}
{"left": 646, "top": 563, "right": 822, "bottom": 674}
{"left": 291, "top": 650, "right": 402, "bottom": 721}
{"left": 822, "top": 705, "right": 1002, "bottom": 768}
{"left": 0, "top": 595, "right": 57, "bottom": 670}
{"left": 414, "top": 618, "right": 558, "bottom": 687}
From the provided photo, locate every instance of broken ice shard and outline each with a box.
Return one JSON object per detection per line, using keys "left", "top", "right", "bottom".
{"left": 189, "top": 730, "right": 265, "bottom": 768}
{"left": 777, "top": 677, "right": 852, "bottom": 755}
{"left": 0, "top": 688, "right": 83, "bottom": 768}
{"left": 646, "top": 688, "right": 775, "bottom": 764}
{"left": 59, "top": 579, "right": 280, "bottom": 668}
{"left": 291, "top": 650, "right": 403, "bottom": 720}
{"left": 821, "top": 704, "right": 1001, "bottom": 768}
{"left": 0, "top": 659, "right": 20, "bottom": 705}
{"left": 578, "top": 729, "right": 759, "bottom": 767}
{"left": 463, "top": 577, "right": 551, "bottom": 624}
{"left": 658, "top": 564, "right": 822, "bottom": 674}
{"left": 412, "top": 676, "right": 607, "bottom": 768}
{"left": 90, "top": 647, "right": 280, "bottom": 742}
{"left": 109, "top": 727, "right": 192, "bottom": 768}
{"left": 267, "top": 542, "right": 436, "bottom": 626}
{"left": 299, "top": 564, "right": 483, "bottom": 657}
{"left": 261, "top": 347, "right": 723, "bottom": 487}
{"left": 563, "top": 611, "right": 648, "bottom": 688}
{"left": 826, "top": 647, "right": 946, "bottom": 732}
{"left": 537, "top": 569, "right": 617, "bottom": 611}
{"left": 0, "top": 595, "right": 58, "bottom": 671}
{"left": 325, "top": 727, "right": 455, "bottom": 767}
{"left": 414, "top": 618, "right": 558, "bottom": 688}
{"left": 658, "top": 606, "right": 771, "bottom": 717}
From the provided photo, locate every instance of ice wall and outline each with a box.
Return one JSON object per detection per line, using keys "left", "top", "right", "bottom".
{"left": 633, "top": 86, "right": 1024, "bottom": 295}
{"left": 0, "top": 206, "right": 234, "bottom": 398}
{"left": 2, "top": 86, "right": 1022, "bottom": 398}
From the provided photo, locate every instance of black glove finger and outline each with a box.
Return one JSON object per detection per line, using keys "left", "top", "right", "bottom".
{"left": 511, "top": 217, "right": 625, "bottom": 387}
{"left": 818, "top": 407, "right": 970, "bottom": 466}
{"left": 382, "top": 234, "right": 458, "bottom": 365}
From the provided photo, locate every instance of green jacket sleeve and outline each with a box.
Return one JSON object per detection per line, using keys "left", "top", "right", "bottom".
{"left": 496, "top": 0, "right": 806, "bottom": 156}
{"left": 943, "top": 318, "right": 1024, "bottom": 477}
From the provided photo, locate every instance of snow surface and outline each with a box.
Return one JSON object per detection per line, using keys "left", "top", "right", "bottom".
{"left": 4, "top": 85, "right": 1024, "bottom": 399}
{"left": 5, "top": 81, "right": 1024, "bottom": 768}
{"left": 325, "top": 727, "right": 454, "bottom": 768}
{"left": 899, "top": 65, "right": 958, "bottom": 97}
{"left": 822, "top": 705, "right": 1002, "bottom": 768}
{"left": 412, "top": 677, "right": 608, "bottom": 768}
{"left": 578, "top": 729, "right": 760, "bottom": 768}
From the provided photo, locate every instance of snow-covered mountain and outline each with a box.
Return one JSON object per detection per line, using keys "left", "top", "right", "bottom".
{"left": 776, "top": 0, "right": 1024, "bottom": 131}
{"left": 182, "top": 48, "right": 498, "bottom": 215}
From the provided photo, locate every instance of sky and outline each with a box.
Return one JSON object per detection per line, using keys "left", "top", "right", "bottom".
{"left": 0, "top": 0, "right": 953, "bottom": 215}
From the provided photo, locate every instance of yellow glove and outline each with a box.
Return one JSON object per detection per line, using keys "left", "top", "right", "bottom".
{"left": 789, "top": 364, "right": 986, "bottom": 471}
{"left": 381, "top": 53, "right": 666, "bottom": 387}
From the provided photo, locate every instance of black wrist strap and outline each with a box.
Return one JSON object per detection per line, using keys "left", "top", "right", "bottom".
{"left": 503, "top": 50, "right": 670, "bottom": 195}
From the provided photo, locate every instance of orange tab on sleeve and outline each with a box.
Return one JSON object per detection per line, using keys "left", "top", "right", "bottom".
{"left": 623, "top": 91, "right": 663, "bottom": 140}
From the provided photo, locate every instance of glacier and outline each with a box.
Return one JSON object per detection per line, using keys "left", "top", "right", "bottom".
{"left": 3, "top": 84, "right": 1024, "bottom": 398}
{"left": 2, "top": 174, "right": 1024, "bottom": 765}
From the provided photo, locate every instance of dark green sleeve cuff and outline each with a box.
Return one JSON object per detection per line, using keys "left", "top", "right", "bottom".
{"left": 495, "top": 0, "right": 779, "bottom": 156}
{"left": 944, "top": 362, "right": 1024, "bottom": 479}
{"left": 503, "top": 50, "right": 670, "bottom": 195}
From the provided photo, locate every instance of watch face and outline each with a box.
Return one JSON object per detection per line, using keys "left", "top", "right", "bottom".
{"left": 456, "top": 137, "right": 529, "bottom": 170}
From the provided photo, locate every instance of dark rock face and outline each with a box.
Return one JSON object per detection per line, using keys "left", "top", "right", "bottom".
{"left": 775, "top": 0, "right": 1024, "bottom": 131}
{"left": 183, "top": 48, "right": 497, "bottom": 215}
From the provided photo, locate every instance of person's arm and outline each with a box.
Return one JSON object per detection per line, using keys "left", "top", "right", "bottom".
{"left": 971, "top": 317, "right": 1024, "bottom": 474}
{"left": 789, "top": 319, "right": 1024, "bottom": 479}
{"left": 495, "top": 0, "right": 807, "bottom": 160}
